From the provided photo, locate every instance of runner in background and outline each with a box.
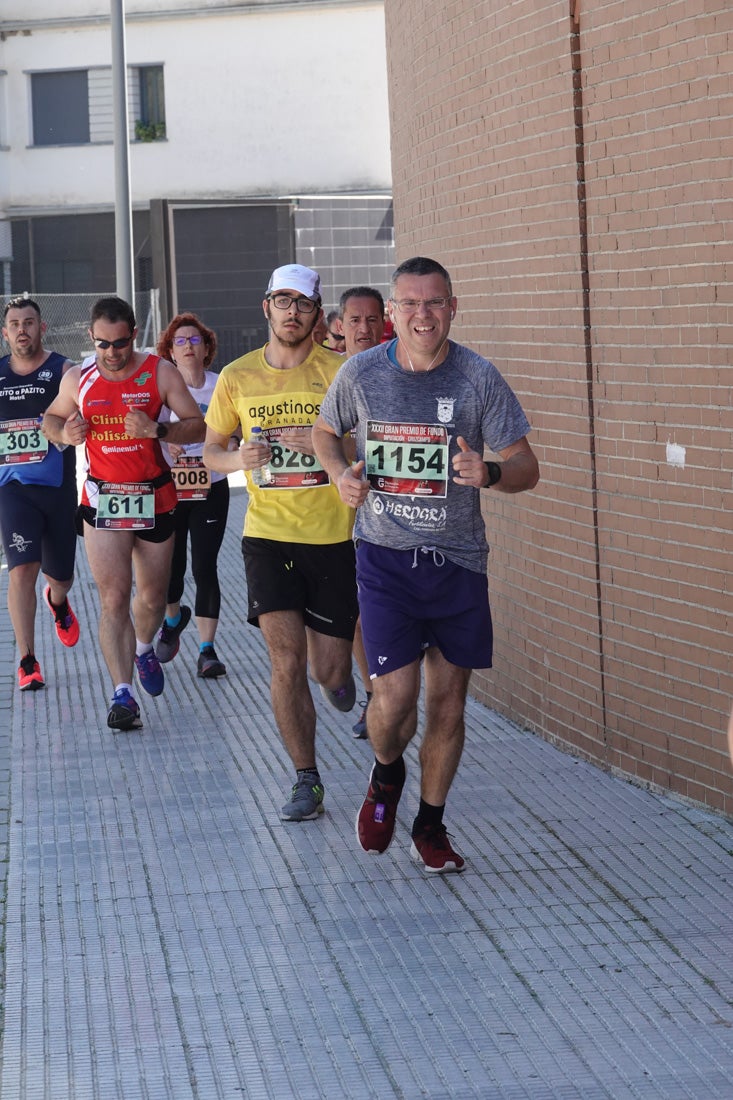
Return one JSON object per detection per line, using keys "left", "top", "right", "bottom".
{"left": 337, "top": 286, "right": 385, "bottom": 738}
{"left": 155, "top": 312, "right": 234, "bottom": 679}
{"left": 1, "top": 296, "right": 79, "bottom": 690}
{"left": 323, "top": 310, "right": 346, "bottom": 353}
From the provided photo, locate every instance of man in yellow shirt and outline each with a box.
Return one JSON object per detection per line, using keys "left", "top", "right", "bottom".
{"left": 204, "top": 264, "right": 358, "bottom": 821}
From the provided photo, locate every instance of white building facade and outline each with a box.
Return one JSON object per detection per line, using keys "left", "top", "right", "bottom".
{"left": 0, "top": 0, "right": 393, "bottom": 360}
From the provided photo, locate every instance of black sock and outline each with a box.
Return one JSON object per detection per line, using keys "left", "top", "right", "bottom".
{"left": 412, "top": 798, "right": 444, "bottom": 837}
{"left": 373, "top": 755, "right": 405, "bottom": 787}
{"left": 297, "top": 767, "right": 320, "bottom": 783}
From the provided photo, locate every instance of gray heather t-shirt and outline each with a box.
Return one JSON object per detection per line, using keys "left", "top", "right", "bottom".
{"left": 318, "top": 339, "right": 531, "bottom": 574}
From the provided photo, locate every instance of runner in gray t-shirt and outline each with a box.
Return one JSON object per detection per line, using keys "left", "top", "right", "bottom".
{"left": 313, "top": 255, "right": 540, "bottom": 874}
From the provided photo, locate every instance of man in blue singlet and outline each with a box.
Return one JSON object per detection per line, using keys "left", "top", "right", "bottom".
{"left": 0, "top": 296, "right": 80, "bottom": 690}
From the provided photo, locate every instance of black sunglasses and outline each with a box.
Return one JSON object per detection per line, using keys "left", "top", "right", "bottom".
{"left": 93, "top": 336, "right": 133, "bottom": 350}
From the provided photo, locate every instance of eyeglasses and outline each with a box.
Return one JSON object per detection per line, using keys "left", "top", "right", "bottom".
{"left": 268, "top": 294, "right": 318, "bottom": 315}
{"left": 328, "top": 330, "right": 345, "bottom": 342}
{"left": 390, "top": 297, "right": 452, "bottom": 314}
{"left": 92, "top": 335, "right": 133, "bottom": 350}
{"left": 173, "top": 334, "right": 202, "bottom": 346}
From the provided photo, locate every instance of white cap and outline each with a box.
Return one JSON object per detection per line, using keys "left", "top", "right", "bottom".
{"left": 267, "top": 264, "right": 321, "bottom": 301}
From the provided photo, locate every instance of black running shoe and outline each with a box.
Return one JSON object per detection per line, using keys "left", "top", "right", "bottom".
{"left": 196, "top": 645, "right": 227, "bottom": 679}
{"left": 107, "top": 688, "right": 142, "bottom": 731}
{"left": 156, "top": 605, "right": 192, "bottom": 663}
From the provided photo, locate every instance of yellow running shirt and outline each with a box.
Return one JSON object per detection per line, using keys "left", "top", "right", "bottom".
{"left": 206, "top": 342, "right": 354, "bottom": 544}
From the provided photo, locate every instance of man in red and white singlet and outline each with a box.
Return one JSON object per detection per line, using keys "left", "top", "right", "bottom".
{"left": 43, "top": 296, "right": 205, "bottom": 732}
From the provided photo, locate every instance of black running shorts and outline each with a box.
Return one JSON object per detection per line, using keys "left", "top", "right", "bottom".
{"left": 242, "top": 536, "right": 358, "bottom": 640}
{"left": 77, "top": 504, "right": 176, "bottom": 543}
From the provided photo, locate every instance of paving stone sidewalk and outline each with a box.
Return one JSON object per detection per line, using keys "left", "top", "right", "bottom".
{"left": 1, "top": 488, "right": 733, "bottom": 1099}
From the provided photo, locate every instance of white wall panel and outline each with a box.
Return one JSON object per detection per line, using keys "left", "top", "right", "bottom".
{"left": 0, "top": 3, "right": 389, "bottom": 212}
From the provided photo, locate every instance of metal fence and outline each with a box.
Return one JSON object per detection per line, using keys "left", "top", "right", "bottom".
{"left": 211, "top": 324, "right": 265, "bottom": 369}
{"left": 3, "top": 290, "right": 161, "bottom": 363}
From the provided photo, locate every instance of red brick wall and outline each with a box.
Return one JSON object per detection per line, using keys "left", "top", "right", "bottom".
{"left": 385, "top": 0, "right": 733, "bottom": 814}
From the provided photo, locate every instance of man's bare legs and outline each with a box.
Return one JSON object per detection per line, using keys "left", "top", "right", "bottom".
{"left": 417, "top": 649, "right": 471, "bottom": 806}
{"left": 351, "top": 618, "right": 372, "bottom": 737}
{"left": 259, "top": 610, "right": 354, "bottom": 820}
{"left": 8, "top": 560, "right": 43, "bottom": 657}
{"left": 366, "top": 649, "right": 469, "bottom": 800}
{"left": 260, "top": 610, "right": 317, "bottom": 770}
{"left": 357, "top": 648, "right": 471, "bottom": 870}
{"left": 260, "top": 611, "right": 353, "bottom": 768}
{"left": 83, "top": 524, "right": 173, "bottom": 694}
{"left": 8, "top": 559, "right": 78, "bottom": 689}
{"left": 131, "top": 537, "right": 173, "bottom": 648}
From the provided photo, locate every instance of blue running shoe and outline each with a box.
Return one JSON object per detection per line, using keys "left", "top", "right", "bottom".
{"left": 352, "top": 695, "right": 371, "bottom": 739}
{"left": 107, "top": 688, "right": 141, "bottom": 731}
{"left": 134, "top": 648, "right": 164, "bottom": 697}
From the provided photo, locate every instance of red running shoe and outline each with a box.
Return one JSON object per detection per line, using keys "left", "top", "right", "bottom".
{"left": 18, "top": 655, "right": 45, "bottom": 691}
{"left": 410, "top": 823, "right": 466, "bottom": 874}
{"left": 44, "top": 586, "right": 80, "bottom": 647}
{"left": 355, "top": 766, "right": 405, "bottom": 854}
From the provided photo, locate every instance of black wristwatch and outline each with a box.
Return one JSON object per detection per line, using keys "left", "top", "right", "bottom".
{"left": 484, "top": 461, "right": 502, "bottom": 487}
{"left": 156, "top": 422, "right": 169, "bottom": 440}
